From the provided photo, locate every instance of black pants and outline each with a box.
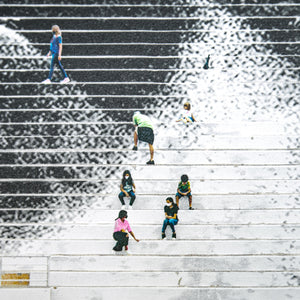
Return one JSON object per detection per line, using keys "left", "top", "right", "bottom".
{"left": 113, "top": 231, "right": 129, "bottom": 251}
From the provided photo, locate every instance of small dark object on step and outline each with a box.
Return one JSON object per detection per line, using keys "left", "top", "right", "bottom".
{"left": 203, "top": 55, "right": 210, "bottom": 69}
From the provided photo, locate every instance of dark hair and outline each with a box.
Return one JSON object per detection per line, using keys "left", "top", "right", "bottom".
{"left": 121, "top": 170, "right": 133, "bottom": 186}
{"left": 115, "top": 210, "right": 127, "bottom": 220}
{"left": 181, "top": 174, "right": 189, "bottom": 182}
{"left": 166, "top": 197, "right": 175, "bottom": 204}
{"left": 183, "top": 102, "right": 191, "bottom": 110}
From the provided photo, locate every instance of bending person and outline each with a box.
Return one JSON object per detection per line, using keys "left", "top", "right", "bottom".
{"left": 132, "top": 111, "right": 155, "bottom": 165}
{"left": 113, "top": 210, "right": 139, "bottom": 252}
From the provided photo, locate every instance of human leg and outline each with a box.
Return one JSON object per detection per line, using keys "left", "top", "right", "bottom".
{"left": 47, "top": 54, "right": 57, "bottom": 80}
{"left": 149, "top": 143, "right": 154, "bottom": 161}
{"left": 133, "top": 129, "right": 138, "bottom": 149}
{"left": 175, "top": 193, "right": 181, "bottom": 207}
{"left": 113, "top": 231, "right": 129, "bottom": 251}
{"left": 188, "top": 193, "right": 194, "bottom": 210}
{"left": 57, "top": 59, "right": 68, "bottom": 79}
{"left": 162, "top": 219, "right": 169, "bottom": 233}
{"left": 129, "top": 191, "right": 136, "bottom": 206}
{"left": 168, "top": 219, "right": 178, "bottom": 233}
{"left": 118, "top": 192, "right": 126, "bottom": 205}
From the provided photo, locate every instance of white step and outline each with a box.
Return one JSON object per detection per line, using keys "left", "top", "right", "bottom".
{"left": 0, "top": 289, "right": 50, "bottom": 300}
{"left": 49, "top": 271, "right": 300, "bottom": 287}
{"left": 36, "top": 209, "right": 300, "bottom": 225}
{"left": 2, "top": 240, "right": 299, "bottom": 256}
{"left": 49, "top": 255, "right": 300, "bottom": 272}
{"left": 29, "top": 224, "right": 300, "bottom": 240}
{"left": 51, "top": 287, "right": 300, "bottom": 300}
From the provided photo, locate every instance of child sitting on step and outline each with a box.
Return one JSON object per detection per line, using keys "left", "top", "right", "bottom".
{"left": 118, "top": 170, "right": 136, "bottom": 210}
{"left": 162, "top": 197, "right": 179, "bottom": 239}
{"left": 176, "top": 174, "right": 194, "bottom": 210}
{"left": 176, "top": 102, "right": 196, "bottom": 123}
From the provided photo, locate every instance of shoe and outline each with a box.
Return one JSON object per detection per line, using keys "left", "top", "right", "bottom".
{"left": 41, "top": 79, "right": 51, "bottom": 84}
{"left": 172, "top": 232, "right": 176, "bottom": 239}
{"left": 121, "top": 205, "right": 126, "bottom": 210}
{"left": 189, "top": 207, "right": 194, "bottom": 210}
{"left": 128, "top": 205, "right": 133, "bottom": 210}
{"left": 146, "top": 160, "right": 155, "bottom": 165}
{"left": 60, "top": 77, "right": 70, "bottom": 83}
{"left": 162, "top": 232, "right": 166, "bottom": 240}
{"left": 203, "top": 55, "right": 210, "bottom": 69}
{"left": 132, "top": 145, "right": 138, "bottom": 151}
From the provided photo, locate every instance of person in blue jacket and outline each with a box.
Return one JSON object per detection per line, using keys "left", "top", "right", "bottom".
{"left": 42, "top": 25, "right": 70, "bottom": 84}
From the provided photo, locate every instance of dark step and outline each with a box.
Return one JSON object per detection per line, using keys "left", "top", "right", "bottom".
{"left": 0, "top": 195, "right": 98, "bottom": 209}
{"left": 17, "top": 31, "right": 300, "bottom": 44}
{"left": 0, "top": 83, "right": 173, "bottom": 96}
{"left": 0, "top": 110, "right": 150, "bottom": 123}
{"left": 0, "top": 123, "right": 135, "bottom": 136}
{"left": 0, "top": 166, "right": 125, "bottom": 179}
{"left": 0, "top": 96, "right": 170, "bottom": 110}
{"left": 1, "top": 82, "right": 298, "bottom": 96}
{"left": 0, "top": 151, "right": 144, "bottom": 167}
{"left": 0, "top": 58, "right": 182, "bottom": 70}
{"left": 0, "top": 136, "right": 131, "bottom": 150}
{"left": 1, "top": 5, "right": 299, "bottom": 18}
{"left": 5, "top": 17, "right": 299, "bottom": 30}
{"left": 1, "top": 0, "right": 294, "bottom": 5}
{"left": 2, "top": 70, "right": 196, "bottom": 83}
{"left": 2, "top": 69, "right": 299, "bottom": 83}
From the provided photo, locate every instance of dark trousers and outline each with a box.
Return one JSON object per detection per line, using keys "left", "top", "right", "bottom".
{"left": 118, "top": 191, "right": 136, "bottom": 206}
{"left": 48, "top": 53, "right": 68, "bottom": 80}
{"left": 113, "top": 231, "right": 129, "bottom": 251}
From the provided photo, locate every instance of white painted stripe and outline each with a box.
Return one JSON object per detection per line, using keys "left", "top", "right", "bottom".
{"left": 14, "top": 29, "right": 300, "bottom": 33}
{"left": 1, "top": 80, "right": 298, "bottom": 85}
{"left": 1, "top": 16, "right": 298, "bottom": 20}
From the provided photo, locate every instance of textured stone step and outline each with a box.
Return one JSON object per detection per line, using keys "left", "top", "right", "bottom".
{"left": 0, "top": 135, "right": 298, "bottom": 150}
{"left": 49, "top": 270, "right": 300, "bottom": 287}
{"left": 2, "top": 67, "right": 299, "bottom": 82}
{"left": 49, "top": 255, "right": 300, "bottom": 272}
{"left": 2, "top": 5, "right": 299, "bottom": 18}
{"left": 0, "top": 289, "right": 50, "bottom": 300}
{"left": 0, "top": 194, "right": 299, "bottom": 210}
{"left": 6, "top": 16, "right": 300, "bottom": 30}
{"left": 1, "top": 240, "right": 299, "bottom": 256}
{"left": 2, "top": 209, "right": 299, "bottom": 225}
{"left": 0, "top": 178, "right": 298, "bottom": 194}
{"left": 0, "top": 165, "right": 298, "bottom": 179}
{"left": 2, "top": 224, "right": 299, "bottom": 240}
{"left": 50, "top": 287, "right": 300, "bottom": 300}
{"left": 1, "top": 82, "right": 298, "bottom": 96}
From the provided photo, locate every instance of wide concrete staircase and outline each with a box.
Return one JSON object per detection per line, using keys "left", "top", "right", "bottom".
{"left": 0, "top": 1, "right": 300, "bottom": 300}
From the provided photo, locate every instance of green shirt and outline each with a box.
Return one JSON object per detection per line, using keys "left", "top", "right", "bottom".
{"left": 133, "top": 113, "right": 153, "bottom": 129}
{"left": 178, "top": 181, "right": 191, "bottom": 192}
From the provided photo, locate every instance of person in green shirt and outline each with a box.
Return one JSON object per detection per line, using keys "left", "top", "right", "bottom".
{"left": 176, "top": 174, "right": 194, "bottom": 210}
{"left": 132, "top": 111, "right": 155, "bottom": 165}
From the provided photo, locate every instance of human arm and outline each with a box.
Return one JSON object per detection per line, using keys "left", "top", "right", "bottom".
{"left": 120, "top": 183, "right": 129, "bottom": 197}
{"left": 58, "top": 43, "right": 62, "bottom": 60}
{"left": 132, "top": 182, "right": 136, "bottom": 193}
{"left": 165, "top": 212, "right": 177, "bottom": 220}
{"left": 129, "top": 231, "right": 139, "bottom": 242}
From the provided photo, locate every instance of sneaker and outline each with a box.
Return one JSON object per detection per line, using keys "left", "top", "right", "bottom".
{"left": 121, "top": 205, "right": 126, "bottom": 210}
{"left": 128, "top": 205, "right": 133, "bottom": 210}
{"left": 189, "top": 207, "right": 194, "bottom": 210}
{"left": 41, "top": 79, "right": 51, "bottom": 84}
{"left": 146, "top": 160, "right": 155, "bottom": 165}
{"left": 172, "top": 232, "right": 176, "bottom": 239}
{"left": 132, "top": 145, "right": 138, "bottom": 151}
{"left": 162, "top": 232, "right": 166, "bottom": 240}
{"left": 60, "top": 77, "right": 70, "bottom": 83}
